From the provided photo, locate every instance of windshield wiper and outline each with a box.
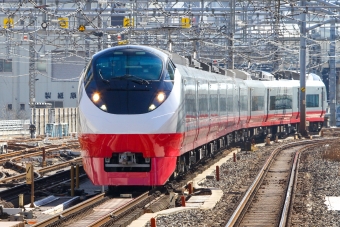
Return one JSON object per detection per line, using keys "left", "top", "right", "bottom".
{"left": 98, "top": 69, "right": 110, "bottom": 84}
{"left": 111, "top": 74, "right": 150, "bottom": 85}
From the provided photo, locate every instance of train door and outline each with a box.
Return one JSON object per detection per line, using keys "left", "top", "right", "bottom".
{"left": 296, "top": 87, "right": 300, "bottom": 120}
{"left": 238, "top": 86, "right": 241, "bottom": 126}
{"left": 182, "top": 75, "right": 197, "bottom": 152}
{"left": 226, "top": 82, "right": 235, "bottom": 131}
{"left": 321, "top": 87, "right": 324, "bottom": 117}
{"left": 265, "top": 88, "right": 269, "bottom": 122}
{"left": 196, "top": 79, "right": 210, "bottom": 146}
{"left": 247, "top": 87, "right": 252, "bottom": 126}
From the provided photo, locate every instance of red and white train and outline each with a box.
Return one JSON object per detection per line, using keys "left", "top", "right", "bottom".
{"left": 77, "top": 45, "right": 326, "bottom": 186}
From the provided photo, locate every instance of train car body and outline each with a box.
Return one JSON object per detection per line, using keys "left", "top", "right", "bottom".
{"left": 77, "top": 45, "right": 326, "bottom": 186}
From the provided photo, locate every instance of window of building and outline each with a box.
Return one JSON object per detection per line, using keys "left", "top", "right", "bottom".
{"left": 46, "top": 101, "right": 63, "bottom": 108}
{"left": 306, "top": 94, "right": 319, "bottom": 107}
{"left": 20, "top": 104, "right": 25, "bottom": 110}
{"left": 7, "top": 104, "right": 12, "bottom": 110}
{"left": 0, "top": 59, "right": 12, "bottom": 72}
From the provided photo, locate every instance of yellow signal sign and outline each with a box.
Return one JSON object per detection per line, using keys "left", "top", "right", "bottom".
{"left": 300, "top": 87, "right": 305, "bottom": 92}
{"left": 26, "top": 163, "right": 33, "bottom": 184}
{"left": 3, "top": 18, "right": 13, "bottom": 28}
{"left": 58, "top": 17, "right": 69, "bottom": 29}
{"left": 79, "top": 25, "right": 85, "bottom": 32}
{"left": 118, "top": 40, "right": 129, "bottom": 45}
{"left": 181, "top": 17, "right": 191, "bottom": 28}
{"left": 123, "top": 18, "right": 134, "bottom": 27}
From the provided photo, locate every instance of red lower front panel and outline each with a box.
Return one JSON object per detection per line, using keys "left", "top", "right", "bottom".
{"left": 82, "top": 156, "right": 177, "bottom": 185}
{"left": 79, "top": 133, "right": 183, "bottom": 186}
{"left": 79, "top": 133, "right": 183, "bottom": 158}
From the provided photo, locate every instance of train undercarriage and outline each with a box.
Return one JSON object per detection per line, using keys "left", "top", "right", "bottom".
{"left": 172, "top": 121, "right": 323, "bottom": 178}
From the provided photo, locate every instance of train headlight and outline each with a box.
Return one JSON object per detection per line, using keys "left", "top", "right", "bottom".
{"left": 100, "top": 104, "right": 107, "bottom": 111}
{"left": 92, "top": 92, "right": 100, "bottom": 103}
{"left": 148, "top": 104, "right": 156, "bottom": 111}
{"left": 156, "top": 92, "right": 166, "bottom": 102}
{"left": 148, "top": 91, "right": 170, "bottom": 112}
{"left": 90, "top": 92, "right": 108, "bottom": 112}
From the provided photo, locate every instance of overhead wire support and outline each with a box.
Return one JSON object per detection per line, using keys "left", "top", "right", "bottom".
{"left": 299, "top": 0, "right": 307, "bottom": 136}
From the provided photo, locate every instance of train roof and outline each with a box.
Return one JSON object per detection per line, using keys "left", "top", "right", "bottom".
{"left": 93, "top": 45, "right": 170, "bottom": 62}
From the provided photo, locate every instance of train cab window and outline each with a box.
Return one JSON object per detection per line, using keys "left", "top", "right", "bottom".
{"left": 84, "top": 64, "right": 93, "bottom": 85}
{"left": 94, "top": 49, "right": 163, "bottom": 81}
{"left": 165, "top": 61, "right": 175, "bottom": 80}
{"left": 306, "top": 94, "right": 319, "bottom": 107}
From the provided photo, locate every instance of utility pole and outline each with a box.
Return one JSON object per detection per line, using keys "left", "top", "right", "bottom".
{"left": 299, "top": 0, "right": 307, "bottom": 136}
{"left": 97, "top": 3, "right": 102, "bottom": 51}
{"left": 228, "top": 0, "right": 235, "bottom": 69}
{"left": 329, "top": 20, "right": 336, "bottom": 126}
{"left": 273, "top": 0, "right": 280, "bottom": 72}
{"left": 29, "top": 15, "right": 36, "bottom": 138}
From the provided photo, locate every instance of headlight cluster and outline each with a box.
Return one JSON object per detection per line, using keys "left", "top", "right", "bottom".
{"left": 91, "top": 92, "right": 107, "bottom": 111}
{"left": 148, "top": 91, "right": 170, "bottom": 111}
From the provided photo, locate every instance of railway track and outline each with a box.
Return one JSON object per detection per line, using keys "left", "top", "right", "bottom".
{"left": 226, "top": 138, "right": 336, "bottom": 226}
{"left": 0, "top": 157, "right": 82, "bottom": 184}
{"left": 30, "top": 147, "right": 235, "bottom": 227}
{"left": 0, "top": 167, "right": 87, "bottom": 202}
{"left": 32, "top": 191, "right": 156, "bottom": 227}
{"left": 0, "top": 141, "right": 79, "bottom": 165}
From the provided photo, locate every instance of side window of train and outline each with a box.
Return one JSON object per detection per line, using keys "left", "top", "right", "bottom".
{"left": 306, "top": 94, "right": 319, "bottom": 107}
{"left": 165, "top": 61, "right": 175, "bottom": 80}
{"left": 252, "top": 96, "right": 264, "bottom": 111}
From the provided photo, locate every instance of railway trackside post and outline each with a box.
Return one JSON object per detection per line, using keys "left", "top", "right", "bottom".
{"left": 42, "top": 147, "right": 46, "bottom": 167}
{"left": 188, "top": 182, "right": 193, "bottom": 194}
{"left": 181, "top": 195, "right": 186, "bottom": 207}
{"left": 71, "top": 165, "right": 74, "bottom": 196}
{"left": 233, "top": 153, "right": 236, "bottom": 162}
{"left": 76, "top": 164, "right": 79, "bottom": 188}
{"left": 216, "top": 166, "right": 220, "bottom": 181}
{"left": 19, "top": 194, "right": 24, "bottom": 208}
{"left": 151, "top": 217, "right": 156, "bottom": 227}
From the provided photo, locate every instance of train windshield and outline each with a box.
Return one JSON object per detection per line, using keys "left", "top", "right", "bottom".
{"left": 94, "top": 49, "right": 163, "bottom": 81}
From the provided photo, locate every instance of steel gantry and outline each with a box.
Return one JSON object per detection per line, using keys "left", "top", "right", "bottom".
{"left": 0, "top": 0, "right": 339, "bottom": 126}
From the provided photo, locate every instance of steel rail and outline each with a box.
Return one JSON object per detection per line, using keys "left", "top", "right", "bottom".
{"left": 279, "top": 151, "right": 300, "bottom": 227}
{"left": 88, "top": 192, "right": 150, "bottom": 227}
{"left": 0, "top": 157, "right": 82, "bottom": 183}
{"left": 32, "top": 193, "right": 107, "bottom": 227}
{"left": 225, "top": 138, "right": 336, "bottom": 227}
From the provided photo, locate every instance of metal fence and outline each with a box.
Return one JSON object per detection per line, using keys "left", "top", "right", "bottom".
{"left": 0, "top": 119, "right": 30, "bottom": 136}
{"left": 33, "top": 108, "right": 78, "bottom": 137}
{"left": 0, "top": 108, "right": 78, "bottom": 137}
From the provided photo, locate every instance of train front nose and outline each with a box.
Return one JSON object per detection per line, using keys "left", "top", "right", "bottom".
{"left": 79, "top": 46, "right": 179, "bottom": 186}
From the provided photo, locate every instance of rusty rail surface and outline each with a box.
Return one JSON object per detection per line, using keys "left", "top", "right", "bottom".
{"left": 226, "top": 138, "right": 336, "bottom": 227}
{"left": 32, "top": 193, "right": 107, "bottom": 227}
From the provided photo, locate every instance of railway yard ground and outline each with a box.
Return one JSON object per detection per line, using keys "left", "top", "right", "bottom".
{"left": 0, "top": 129, "right": 340, "bottom": 226}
